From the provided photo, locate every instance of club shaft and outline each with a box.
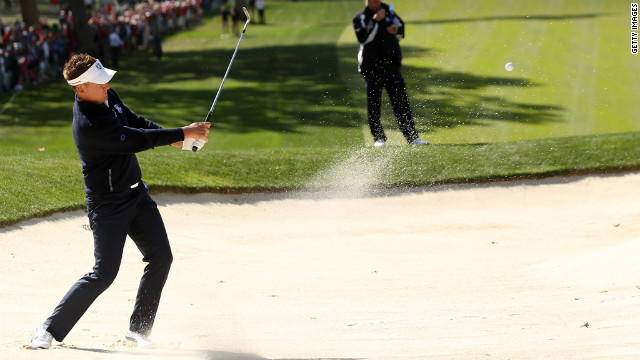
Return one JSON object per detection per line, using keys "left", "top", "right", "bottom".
{"left": 194, "top": 8, "right": 250, "bottom": 152}
{"left": 206, "top": 14, "right": 251, "bottom": 121}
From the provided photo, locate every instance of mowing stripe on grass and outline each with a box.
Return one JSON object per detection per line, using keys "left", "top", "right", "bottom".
{"left": 0, "top": 91, "right": 20, "bottom": 116}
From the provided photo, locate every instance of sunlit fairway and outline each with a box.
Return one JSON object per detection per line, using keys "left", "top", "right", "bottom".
{"left": 339, "top": 0, "right": 639, "bottom": 145}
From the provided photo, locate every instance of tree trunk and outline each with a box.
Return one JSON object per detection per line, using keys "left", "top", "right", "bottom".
{"left": 69, "top": 0, "right": 97, "bottom": 56}
{"left": 20, "top": 0, "right": 40, "bottom": 27}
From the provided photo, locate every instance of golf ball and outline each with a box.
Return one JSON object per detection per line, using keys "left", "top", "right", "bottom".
{"left": 505, "top": 62, "right": 514, "bottom": 71}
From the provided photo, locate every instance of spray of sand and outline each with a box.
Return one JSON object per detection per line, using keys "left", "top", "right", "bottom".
{"left": 301, "top": 147, "right": 394, "bottom": 200}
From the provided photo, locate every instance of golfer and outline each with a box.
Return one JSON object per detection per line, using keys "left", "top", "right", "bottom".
{"left": 29, "top": 53, "right": 210, "bottom": 349}
{"left": 353, "top": 0, "right": 429, "bottom": 147}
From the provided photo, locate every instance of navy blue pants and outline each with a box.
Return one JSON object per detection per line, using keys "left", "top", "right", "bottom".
{"left": 44, "top": 182, "right": 173, "bottom": 341}
{"left": 363, "top": 65, "right": 419, "bottom": 143}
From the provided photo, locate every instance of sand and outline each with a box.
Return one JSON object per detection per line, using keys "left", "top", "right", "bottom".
{"left": 2, "top": 172, "right": 640, "bottom": 360}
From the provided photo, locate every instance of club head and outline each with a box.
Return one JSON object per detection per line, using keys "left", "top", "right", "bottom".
{"left": 243, "top": 7, "right": 251, "bottom": 22}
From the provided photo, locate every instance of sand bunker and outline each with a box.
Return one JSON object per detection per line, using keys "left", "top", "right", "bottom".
{"left": 2, "top": 172, "right": 640, "bottom": 359}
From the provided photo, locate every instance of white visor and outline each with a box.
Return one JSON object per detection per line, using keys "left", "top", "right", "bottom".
{"left": 66, "top": 60, "right": 116, "bottom": 86}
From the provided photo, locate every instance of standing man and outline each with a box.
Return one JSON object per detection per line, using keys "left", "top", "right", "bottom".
{"left": 29, "top": 54, "right": 210, "bottom": 349}
{"left": 108, "top": 25, "right": 124, "bottom": 69}
{"left": 232, "top": 0, "right": 248, "bottom": 36}
{"left": 353, "top": 0, "right": 429, "bottom": 147}
{"left": 220, "top": 3, "right": 231, "bottom": 38}
{"left": 256, "top": 0, "right": 265, "bottom": 24}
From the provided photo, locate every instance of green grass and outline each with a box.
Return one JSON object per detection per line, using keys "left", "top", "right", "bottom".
{"left": 1, "top": 0, "right": 638, "bottom": 227}
{"left": 3, "top": 131, "right": 640, "bottom": 227}
{"left": 338, "top": 0, "right": 640, "bottom": 144}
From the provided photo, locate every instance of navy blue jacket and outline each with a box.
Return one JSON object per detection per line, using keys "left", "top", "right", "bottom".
{"left": 353, "top": 2, "right": 405, "bottom": 75}
{"left": 72, "top": 88, "right": 184, "bottom": 195}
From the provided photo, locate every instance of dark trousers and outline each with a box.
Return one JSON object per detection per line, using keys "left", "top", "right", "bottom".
{"left": 363, "top": 65, "right": 418, "bottom": 143}
{"left": 110, "top": 46, "right": 121, "bottom": 69}
{"left": 258, "top": 9, "right": 265, "bottom": 24}
{"left": 44, "top": 182, "right": 173, "bottom": 341}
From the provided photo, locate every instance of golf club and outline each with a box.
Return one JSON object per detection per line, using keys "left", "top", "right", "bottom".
{"left": 192, "top": 6, "right": 251, "bottom": 152}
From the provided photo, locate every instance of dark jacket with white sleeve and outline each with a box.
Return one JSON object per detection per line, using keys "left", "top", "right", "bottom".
{"left": 352, "top": 2, "right": 405, "bottom": 76}
{"left": 72, "top": 88, "right": 184, "bottom": 195}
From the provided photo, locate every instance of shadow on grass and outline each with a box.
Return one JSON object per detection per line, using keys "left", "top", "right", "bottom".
{"left": 136, "top": 42, "right": 562, "bottom": 134}
{"left": 338, "top": 44, "right": 563, "bottom": 134}
{"left": 0, "top": 81, "right": 73, "bottom": 127}
{"left": 2, "top": 42, "right": 562, "bottom": 140}
{"left": 112, "top": 43, "right": 362, "bottom": 135}
{"left": 403, "top": 65, "right": 563, "bottom": 132}
{"left": 406, "top": 12, "right": 611, "bottom": 25}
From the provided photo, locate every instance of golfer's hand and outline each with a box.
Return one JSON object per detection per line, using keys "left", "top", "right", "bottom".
{"left": 373, "top": 8, "right": 386, "bottom": 21}
{"left": 182, "top": 122, "right": 211, "bottom": 141}
{"left": 192, "top": 139, "right": 205, "bottom": 151}
{"left": 180, "top": 138, "right": 206, "bottom": 151}
{"left": 387, "top": 24, "right": 398, "bottom": 34}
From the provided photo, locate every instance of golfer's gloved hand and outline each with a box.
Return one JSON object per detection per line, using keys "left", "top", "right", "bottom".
{"left": 181, "top": 138, "right": 195, "bottom": 150}
{"left": 181, "top": 122, "right": 210, "bottom": 151}
{"left": 191, "top": 139, "right": 206, "bottom": 152}
{"left": 181, "top": 138, "right": 206, "bottom": 151}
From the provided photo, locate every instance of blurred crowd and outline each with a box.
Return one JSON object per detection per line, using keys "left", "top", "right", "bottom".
{"left": 0, "top": 0, "right": 209, "bottom": 93}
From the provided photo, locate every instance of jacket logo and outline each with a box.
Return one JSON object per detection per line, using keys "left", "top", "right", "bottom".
{"left": 114, "top": 104, "right": 122, "bottom": 113}
{"left": 120, "top": 134, "right": 126, "bottom": 142}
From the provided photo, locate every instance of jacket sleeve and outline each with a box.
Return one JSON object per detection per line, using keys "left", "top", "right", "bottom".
{"left": 392, "top": 11, "right": 405, "bottom": 40}
{"left": 353, "top": 11, "right": 379, "bottom": 45}
{"left": 79, "top": 109, "right": 183, "bottom": 155}
{"left": 108, "top": 89, "right": 184, "bottom": 150}
{"left": 120, "top": 104, "right": 185, "bottom": 150}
